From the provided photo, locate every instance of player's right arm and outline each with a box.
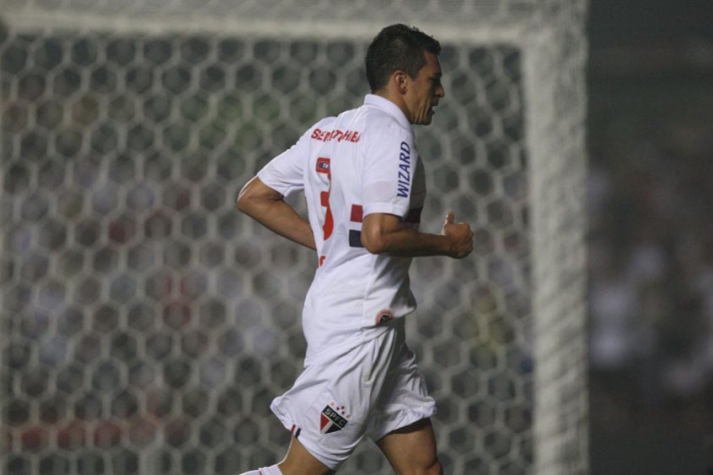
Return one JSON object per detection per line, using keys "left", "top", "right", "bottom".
{"left": 361, "top": 210, "right": 472, "bottom": 259}
{"left": 237, "top": 177, "right": 316, "bottom": 251}
{"left": 237, "top": 120, "right": 329, "bottom": 252}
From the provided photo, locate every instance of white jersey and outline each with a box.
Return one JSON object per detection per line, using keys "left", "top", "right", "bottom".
{"left": 258, "top": 94, "right": 426, "bottom": 352}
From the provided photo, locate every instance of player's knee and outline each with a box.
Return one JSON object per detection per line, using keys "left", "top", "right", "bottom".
{"left": 401, "top": 458, "right": 442, "bottom": 475}
{"left": 425, "top": 458, "right": 443, "bottom": 475}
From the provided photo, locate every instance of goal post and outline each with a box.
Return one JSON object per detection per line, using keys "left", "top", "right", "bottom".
{"left": 1, "top": 2, "right": 588, "bottom": 474}
{"left": 523, "top": 17, "right": 589, "bottom": 475}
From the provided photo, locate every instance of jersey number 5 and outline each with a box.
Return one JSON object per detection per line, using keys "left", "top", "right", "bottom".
{"left": 316, "top": 157, "right": 334, "bottom": 240}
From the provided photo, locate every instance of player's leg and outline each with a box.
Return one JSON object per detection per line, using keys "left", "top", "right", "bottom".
{"left": 376, "top": 418, "right": 443, "bottom": 475}
{"left": 368, "top": 337, "right": 440, "bottom": 475}
{"left": 278, "top": 436, "right": 336, "bottom": 475}
{"left": 238, "top": 436, "right": 335, "bottom": 475}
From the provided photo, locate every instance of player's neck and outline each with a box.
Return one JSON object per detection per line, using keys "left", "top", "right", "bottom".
{"left": 373, "top": 90, "right": 412, "bottom": 124}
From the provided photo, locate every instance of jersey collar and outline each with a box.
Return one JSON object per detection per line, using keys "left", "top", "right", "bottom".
{"left": 363, "top": 94, "right": 412, "bottom": 131}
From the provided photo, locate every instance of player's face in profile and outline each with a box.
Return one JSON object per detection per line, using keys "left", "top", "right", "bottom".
{"left": 405, "top": 52, "right": 445, "bottom": 125}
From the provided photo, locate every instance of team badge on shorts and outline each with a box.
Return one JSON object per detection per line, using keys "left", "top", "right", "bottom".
{"left": 320, "top": 402, "right": 349, "bottom": 434}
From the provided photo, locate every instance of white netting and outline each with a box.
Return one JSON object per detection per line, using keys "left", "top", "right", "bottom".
{"left": 0, "top": 1, "right": 588, "bottom": 474}
{"left": 524, "top": 21, "right": 589, "bottom": 475}
{"left": 3, "top": 0, "right": 556, "bottom": 23}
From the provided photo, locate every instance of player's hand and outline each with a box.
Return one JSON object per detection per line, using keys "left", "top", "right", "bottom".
{"left": 441, "top": 211, "right": 473, "bottom": 259}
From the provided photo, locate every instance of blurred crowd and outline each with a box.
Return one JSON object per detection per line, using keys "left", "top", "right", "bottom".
{"left": 588, "top": 95, "right": 713, "bottom": 422}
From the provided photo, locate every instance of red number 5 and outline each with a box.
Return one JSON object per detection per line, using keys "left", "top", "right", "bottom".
{"left": 316, "top": 157, "right": 334, "bottom": 240}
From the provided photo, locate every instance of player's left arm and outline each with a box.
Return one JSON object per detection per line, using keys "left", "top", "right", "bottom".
{"left": 361, "top": 211, "right": 472, "bottom": 259}
{"left": 237, "top": 176, "right": 316, "bottom": 251}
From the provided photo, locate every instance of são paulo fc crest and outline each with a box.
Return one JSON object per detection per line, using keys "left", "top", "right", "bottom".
{"left": 320, "top": 402, "right": 350, "bottom": 434}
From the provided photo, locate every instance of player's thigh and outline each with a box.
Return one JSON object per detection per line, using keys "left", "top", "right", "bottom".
{"left": 278, "top": 436, "right": 336, "bottom": 475}
{"left": 375, "top": 418, "right": 442, "bottom": 475}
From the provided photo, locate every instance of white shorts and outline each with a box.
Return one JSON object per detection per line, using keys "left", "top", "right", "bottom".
{"left": 270, "top": 318, "right": 436, "bottom": 469}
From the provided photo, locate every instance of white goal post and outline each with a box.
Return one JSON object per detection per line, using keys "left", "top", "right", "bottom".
{"left": 1, "top": 1, "right": 588, "bottom": 474}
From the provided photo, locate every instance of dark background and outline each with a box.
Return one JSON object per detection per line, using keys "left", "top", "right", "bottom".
{"left": 587, "top": 1, "right": 712, "bottom": 473}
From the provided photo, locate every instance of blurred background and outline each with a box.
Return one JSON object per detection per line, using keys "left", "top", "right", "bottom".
{"left": 0, "top": 0, "right": 711, "bottom": 474}
{"left": 587, "top": 0, "right": 713, "bottom": 473}
{"left": 0, "top": 3, "right": 566, "bottom": 473}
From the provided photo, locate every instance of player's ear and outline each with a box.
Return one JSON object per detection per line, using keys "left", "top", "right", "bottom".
{"left": 393, "top": 70, "right": 408, "bottom": 94}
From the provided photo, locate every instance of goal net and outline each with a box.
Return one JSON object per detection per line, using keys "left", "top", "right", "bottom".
{"left": 0, "top": 1, "right": 588, "bottom": 474}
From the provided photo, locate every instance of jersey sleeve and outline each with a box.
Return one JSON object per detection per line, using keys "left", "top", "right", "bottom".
{"left": 362, "top": 124, "right": 418, "bottom": 220}
{"left": 256, "top": 128, "right": 312, "bottom": 198}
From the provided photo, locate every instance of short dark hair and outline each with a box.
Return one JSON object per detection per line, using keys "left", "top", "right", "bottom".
{"left": 365, "top": 24, "right": 441, "bottom": 93}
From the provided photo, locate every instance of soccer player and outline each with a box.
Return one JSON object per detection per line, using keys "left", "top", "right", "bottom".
{"left": 237, "top": 24, "right": 473, "bottom": 475}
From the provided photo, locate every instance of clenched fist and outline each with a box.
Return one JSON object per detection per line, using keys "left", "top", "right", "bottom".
{"left": 441, "top": 211, "right": 473, "bottom": 259}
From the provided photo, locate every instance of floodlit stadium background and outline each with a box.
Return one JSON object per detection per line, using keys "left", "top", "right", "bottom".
{"left": 1, "top": 0, "right": 711, "bottom": 474}
{"left": 587, "top": 1, "right": 712, "bottom": 473}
